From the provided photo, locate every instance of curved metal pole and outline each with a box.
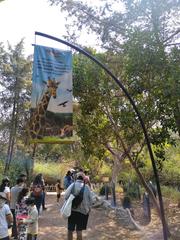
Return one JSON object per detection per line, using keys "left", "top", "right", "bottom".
{"left": 35, "top": 31, "right": 168, "bottom": 239}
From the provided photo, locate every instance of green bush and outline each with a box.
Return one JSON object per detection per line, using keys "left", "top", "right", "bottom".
{"left": 122, "top": 182, "right": 141, "bottom": 199}
{"left": 161, "top": 185, "right": 180, "bottom": 202}
{"left": 33, "top": 162, "right": 66, "bottom": 184}
{"left": 0, "top": 160, "right": 25, "bottom": 186}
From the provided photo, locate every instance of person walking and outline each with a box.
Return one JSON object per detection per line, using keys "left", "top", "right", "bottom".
{"left": 30, "top": 174, "right": 45, "bottom": 214}
{"left": 16, "top": 187, "right": 29, "bottom": 240}
{"left": 64, "top": 172, "right": 93, "bottom": 240}
{"left": 10, "top": 178, "right": 25, "bottom": 239}
{"left": 55, "top": 179, "right": 63, "bottom": 204}
{"left": 0, "top": 192, "right": 13, "bottom": 240}
{"left": 40, "top": 175, "right": 47, "bottom": 211}
{"left": 19, "top": 197, "right": 39, "bottom": 240}
{"left": 63, "top": 171, "right": 73, "bottom": 190}
{"left": 83, "top": 171, "right": 91, "bottom": 188}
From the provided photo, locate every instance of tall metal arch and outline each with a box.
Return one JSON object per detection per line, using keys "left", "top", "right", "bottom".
{"left": 35, "top": 31, "right": 168, "bottom": 239}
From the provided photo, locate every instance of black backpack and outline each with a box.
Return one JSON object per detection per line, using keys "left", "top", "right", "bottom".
{"left": 72, "top": 183, "right": 85, "bottom": 209}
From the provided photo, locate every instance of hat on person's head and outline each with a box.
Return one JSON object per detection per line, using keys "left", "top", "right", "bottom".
{"left": 76, "top": 172, "right": 85, "bottom": 179}
{"left": 0, "top": 192, "right": 7, "bottom": 200}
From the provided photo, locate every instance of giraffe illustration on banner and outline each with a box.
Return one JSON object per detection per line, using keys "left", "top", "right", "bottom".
{"left": 28, "top": 77, "right": 60, "bottom": 140}
{"left": 59, "top": 124, "right": 73, "bottom": 137}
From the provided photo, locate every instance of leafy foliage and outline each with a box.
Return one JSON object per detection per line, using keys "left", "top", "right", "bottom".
{"left": 49, "top": 0, "right": 180, "bottom": 171}
{"left": 0, "top": 40, "right": 32, "bottom": 170}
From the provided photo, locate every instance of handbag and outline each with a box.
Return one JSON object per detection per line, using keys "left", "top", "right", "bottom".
{"left": 60, "top": 194, "right": 75, "bottom": 218}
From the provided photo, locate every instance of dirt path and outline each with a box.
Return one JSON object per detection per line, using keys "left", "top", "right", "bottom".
{"left": 38, "top": 192, "right": 165, "bottom": 240}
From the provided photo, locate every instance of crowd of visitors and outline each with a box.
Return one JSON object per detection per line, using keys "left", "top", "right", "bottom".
{"left": 0, "top": 168, "right": 93, "bottom": 240}
{"left": 0, "top": 172, "right": 47, "bottom": 240}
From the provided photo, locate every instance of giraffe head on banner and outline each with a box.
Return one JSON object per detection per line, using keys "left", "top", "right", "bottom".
{"left": 43, "top": 77, "right": 61, "bottom": 99}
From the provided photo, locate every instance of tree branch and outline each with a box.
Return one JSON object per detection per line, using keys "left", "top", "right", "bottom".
{"left": 163, "top": 28, "right": 180, "bottom": 43}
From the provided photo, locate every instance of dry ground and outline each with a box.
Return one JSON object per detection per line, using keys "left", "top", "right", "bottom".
{"left": 38, "top": 192, "right": 171, "bottom": 240}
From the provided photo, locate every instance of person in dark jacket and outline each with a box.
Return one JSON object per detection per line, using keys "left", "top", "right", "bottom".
{"left": 63, "top": 171, "right": 73, "bottom": 190}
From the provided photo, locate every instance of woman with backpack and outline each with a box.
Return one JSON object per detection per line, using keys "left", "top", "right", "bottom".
{"left": 64, "top": 172, "right": 94, "bottom": 240}
{"left": 30, "top": 174, "right": 45, "bottom": 214}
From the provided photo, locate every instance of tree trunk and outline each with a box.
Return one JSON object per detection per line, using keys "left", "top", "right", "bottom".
{"left": 31, "top": 144, "right": 37, "bottom": 174}
{"left": 174, "top": 105, "right": 180, "bottom": 137}
{"left": 111, "top": 155, "right": 121, "bottom": 184}
{"left": 105, "top": 142, "right": 170, "bottom": 236}
{"left": 4, "top": 78, "right": 20, "bottom": 174}
{"left": 4, "top": 107, "right": 16, "bottom": 174}
{"left": 128, "top": 156, "right": 161, "bottom": 216}
{"left": 111, "top": 156, "right": 121, "bottom": 207}
{"left": 129, "top": 155, "right": 171, "bottom": 237}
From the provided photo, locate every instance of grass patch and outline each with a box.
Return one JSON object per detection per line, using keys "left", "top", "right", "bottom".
{"left": 34, "top": 162, "right": 67, "bottom": 183}
{"left": 33, "top": 159, "right": 76, "bottom": 184}
{"left": 30, "top": 136, "right": 79, "bottom": 144}
{"left": 161, "top": 185, "right": 180, "bottom": 203}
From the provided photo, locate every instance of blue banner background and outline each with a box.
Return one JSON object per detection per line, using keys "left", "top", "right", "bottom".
{"left": 31, "top": 45, "right": 72, "bottom": 113}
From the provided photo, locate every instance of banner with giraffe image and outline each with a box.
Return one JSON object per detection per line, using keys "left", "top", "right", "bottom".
{"left": 28, "top": 44, "right": 74, "bottom": 144}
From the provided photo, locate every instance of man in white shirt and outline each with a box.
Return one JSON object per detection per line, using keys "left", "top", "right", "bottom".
{"left": 10, "top": 178, "right": 25, "bottom": 239}
{"left": 0, "top": 192, "right": 13, "bottom": 240}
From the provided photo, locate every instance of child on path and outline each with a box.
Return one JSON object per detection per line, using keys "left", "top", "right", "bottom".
{"left": 0, "top": 192, "right": 13, "bottom": 240}
{"left": 19, "top": 197, "right": 38, "bottom": 240}
{"left": 55, "top": 179, "right": 63, "bottom": 203}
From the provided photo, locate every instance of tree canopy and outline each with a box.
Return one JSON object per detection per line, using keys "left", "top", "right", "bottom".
{"left": 48, "top": 0, "right": 180, "bottom": 224}
{"left": 0, "top": 40, "right": 32, "bottom": 171}
{"left": 49, "top": 0, "right": 180, "bottom": 144}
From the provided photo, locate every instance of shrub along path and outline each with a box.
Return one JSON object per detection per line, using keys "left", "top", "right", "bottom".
{"left": 38, "top": 192, "right": 166, "bottom": 240}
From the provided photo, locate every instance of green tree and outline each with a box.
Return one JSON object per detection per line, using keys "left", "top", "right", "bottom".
{"left": 49, "top": 0, "right": 180, "bottom": 187}
{"left": 49, "top": 0, "right": 180, "bottom": 138}
{"left": 0, "top": 40, "right": 32, "bottom": 173}
{"left": 72, "top": 50, "right": 164, "bottom": 218}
